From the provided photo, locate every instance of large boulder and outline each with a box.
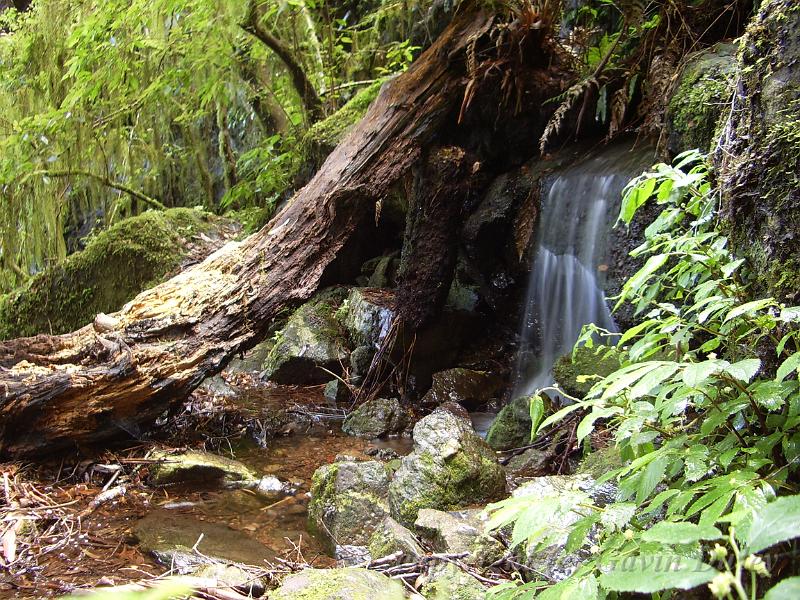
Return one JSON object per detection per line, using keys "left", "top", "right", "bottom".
{"left": 666, "top": 42, "right": 737, "bottom": 156}
{"left": 262, "top": 290, "right": 350, "bottom": 385}
{"left": 272, "top": 567, "right": 407, "bottom": 600}
{"left": 342, "top": 397, "right": 410, "bottom": 439}
{"left": 388, "top": 407, "right": 507, "bottom": 526}
{"left": 485, "top": 395, "right": 533, "bottom": 451}
{"left": 420, "top": 368, "right": 504, "bottom": 409}
{"left": 307, "top": 458, "right": 392, "bottom": 562}
{"left": 0, "top": 207, "right": 237, "bottom": 339}
{"left": 715, "top": 0, "right": 800, "bottom": 301}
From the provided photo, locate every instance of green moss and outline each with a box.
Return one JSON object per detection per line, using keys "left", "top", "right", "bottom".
{"left": 577, "top": 445, "right": 626, "bottom": 479}
{"left": 553, "top": 345, "right": 622, "bottom": 398}
{"left": 0, "top": 207, "right": 221, "bottom": 339}
{"left": 485, "top": 395, "right": 533, "bottom": 451}
{"left": 272, "top": 568, "right": 406, "bottom": 600}
{"left": 300, "top": 79, "right": 386, "bottom": 167}
{"left": 667, "top": 43, "right": 737, "bottom": 156}
{"left": 715, "top": 0, "right": 800, "bottom": 301}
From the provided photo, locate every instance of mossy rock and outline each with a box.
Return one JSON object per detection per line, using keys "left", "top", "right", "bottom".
{"left": 714, "top": 0, "right": 800, "bottom": 301}
{"left": 552, "top": 345, "right": 622, "bottom": 398}
{"left": 388, "top": 407, "right": 507, "bottom": 526}
{"left": 421, "top": 368, "right": 504, "bottom": 409}
{"left": 301, "top": 79, "right": 387, "bottom": 169}
{"left": 666, "top": 42, "right": 737, "bottom": 157}
{"left": 0, "top": 207, "right": 230, "bottom": 339}
{"left": 307, "top": 459, "right": 391, "bottom": 560}
{"left": 262, "top": 289, "right": 350, "bottom": 385}
{"left": 421, "top": 563, "right": 487, "bottom": 600}
{"left": 148, "top": 450, "right": 258, "bottom": 487}
{"left": 485, "top": 395, "right": 533, "bottom": 451}
{"left": 342, "top": 397, "right": 409, "bottom": 439}
{"left": 271, "top": 567, "right": 406, "bottom": 600}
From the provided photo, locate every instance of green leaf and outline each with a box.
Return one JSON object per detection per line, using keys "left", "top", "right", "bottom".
{"left": 751, "top": 381, "right": 789, "bottom": 411}
{"left": 577, "top": 406, "right": 623, "bottom": 443}
{"left": 620, "top": 254, "right": 669, "bottom": 302}
{"left": 745, "top": 494, "right": 800, "bottom": 553}
{"left": 599, "top": 554, "right": 718, "bottom": 593}
{"left": 637, "top": 454, "right": 669, "bottom": 504}
{"left": 776, "top": 352, "right": 800, "bottom": 382}
{"left": 724, "top": 359, "right": 761, "bottom": 383}
{"left": 724, "top": 299, "right": 773, "bottom": 323}
{"left": 529, "top": 394, "right": 545, "bottom": 439}
{"left": 601, "top": 362, "right": 664, "bottom": 401}
{"left": 682, "top": 360, "right": 722, "bottom": 388}
{"left": 640, "top": 521, "right": 722, "bottom": 545}
{"left": 764, "top": 577, "right": 800, "bottom": 600}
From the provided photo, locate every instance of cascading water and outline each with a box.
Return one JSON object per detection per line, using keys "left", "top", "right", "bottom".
{"left": 513, "top": 143, "right": 653, "bottom": 397}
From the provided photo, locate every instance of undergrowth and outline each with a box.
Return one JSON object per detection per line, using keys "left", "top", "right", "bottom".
{"left": 486, "top": 150, "right": 800, "bottom": 599}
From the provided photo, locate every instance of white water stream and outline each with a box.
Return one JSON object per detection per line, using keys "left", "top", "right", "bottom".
{"left": 513, "top": 144, "right": 652, "bottom": 396}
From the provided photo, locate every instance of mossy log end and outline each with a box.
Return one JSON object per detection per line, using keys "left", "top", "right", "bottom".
{"left": 0, "top": 5, "right": 497, "bottom": 456}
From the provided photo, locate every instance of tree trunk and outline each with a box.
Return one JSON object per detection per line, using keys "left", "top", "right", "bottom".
{"left": 0, "top": 4, "right": 496, "bottom": 457}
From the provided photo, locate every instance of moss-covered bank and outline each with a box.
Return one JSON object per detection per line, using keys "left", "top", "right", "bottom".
{"left": 0, "top": 208, "right": 228, "bottom": 339}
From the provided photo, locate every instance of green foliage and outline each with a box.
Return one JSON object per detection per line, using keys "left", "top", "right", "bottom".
{"left": 0, "top": 0, "right": 429, "bottom": 294}
{"left": 485, "top": 150, "right": 800, "bottom": 598}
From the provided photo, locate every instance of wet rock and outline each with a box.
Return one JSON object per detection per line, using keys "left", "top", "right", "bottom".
{"left": 349, "top": 345, "right": 375, "bottom": 382}
{"left": 342, "top": 288, "right": 395, "bottom": 348}
{"left": 324, "top": 379, "right": 350, "bottom": 405}
{"left": 227, "top": 339, "right": 274, "bottom": 373}
{"left": 254, "top": 475, "right": 295, "bottom": 500}
{"left": 505, "top": 448, "right": 549, "bottom": 476}
{"left": 192, "top": 563, "right": 265, "bottom": 597}
{"left": 262, "top": 292, "right": 349, "bottom": 385}
{"left": 149, "top": 450, "right": 258, "bottom": 487}
{"left": 388, "top": 407, "right": 507, "bottom": 526}
{"left": 445, "top": 273, "right": 480, "bottom": 313}
{"left": 511, "top": 475, "right": 617, "bottom": 582}
{"left": 368, "top": 517, "right": 425, "bottom": 562}
{"left": 420, "top": 368, "right": 504, "bottom": 409}
{"left": 342, "top": 397, "right": 409, "bottom": 439}
{"left": 713, "top": 0, "right": 800, "bottom": 301}
{"left": 666, "top": 42, "right": 737, "bottom": 157}
{"left": 307, "top": 459, "right": 391, "bottom": 562}
{"left": 133, "top": 510, "right": 274, "bottom": 572}
{"left": 552, "top": 345, "right": 621, "bottom": 398}
{"left": 414, "top": 508, "right": 503, "bottom": 567}
{"left": 420, "top": 562, "right": 487, "bottom": 600}
{"left": 485, "top": 395, "right": 533, "bottom": 451}
{"left": 272, "top": 567, "right": 407, "bottom": 600}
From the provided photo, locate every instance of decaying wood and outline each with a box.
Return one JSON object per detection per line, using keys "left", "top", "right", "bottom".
{"left": 0, "top": 4, "right": 496, "bottom": 456}
{"left": 396, "top": 146, "right": 481, "bottom": 328}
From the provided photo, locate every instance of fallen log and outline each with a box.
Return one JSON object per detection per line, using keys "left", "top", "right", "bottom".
{"left": 0, "top": 4, "right": 496, "bottom": 456}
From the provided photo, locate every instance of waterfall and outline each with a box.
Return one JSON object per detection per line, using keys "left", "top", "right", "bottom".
{"left": 513, "top": 143, "right": 652, "bottom": 397}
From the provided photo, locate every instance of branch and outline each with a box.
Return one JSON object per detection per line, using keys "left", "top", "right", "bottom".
{"left": 38, "top": 170, "right": 166, "bottom": 211}
{"left": 240, "top": 0, "right": 324, "bottom": 123}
